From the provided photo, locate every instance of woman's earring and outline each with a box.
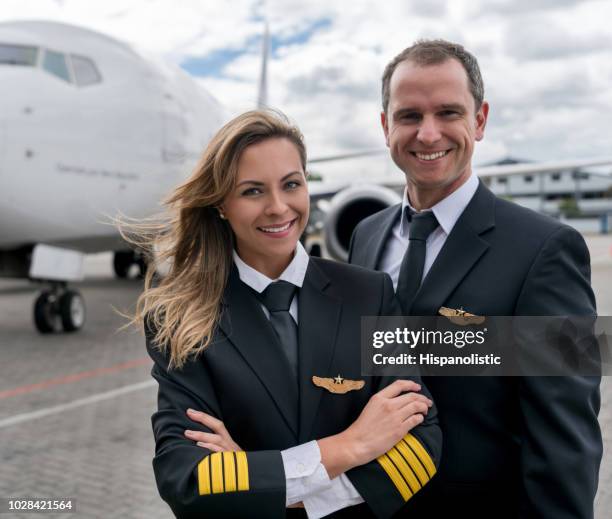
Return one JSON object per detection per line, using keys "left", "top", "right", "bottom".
{"left": 218, "top": 211, "right": 226, "bottom": 220}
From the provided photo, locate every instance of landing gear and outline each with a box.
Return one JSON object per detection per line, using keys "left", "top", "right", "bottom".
{"left": 33, "top": 291, "right": 61, "bottom": 333}
{"left": 113, "top": 250, "right": 146, "bottom": 279}
{"left": 33, "top": 283, "right": 86, "bottom": 334}
{"left": 59, "top": 290, "right": 86, "bottom": 331}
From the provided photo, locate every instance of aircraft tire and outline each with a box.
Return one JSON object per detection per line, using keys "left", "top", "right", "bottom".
{"left": 113, "top": 251, "right": 133, "bottom": 278}
{"left": 33, "top": 291, "right": 61, "bottom": 334}
{"left": 59, "top": 290, "right": 86, "bottom": 332}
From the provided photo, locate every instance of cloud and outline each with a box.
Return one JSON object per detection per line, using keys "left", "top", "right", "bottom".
{"left": 1, "top": 0, "right": 611, "bottom": 179}
{"left": 504, "top": 16, "right": 611, "bottom": 61}
{"left": 470, "top": 0, "right": 582, "bottom": 16}
{"left": 408, "top": 0, "right": 449, "bottom": 17}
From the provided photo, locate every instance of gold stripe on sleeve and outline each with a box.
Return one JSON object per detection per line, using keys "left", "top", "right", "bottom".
{"left": 387, "top": 446, "right": 421, "bottom": 492}
{"left": 210, "top": 452, "right": 224, "bottom": 494}
{"left": 235, "top": 451, "right": 250, "bottom": 491}
{"left": 404, "top": 433, "right": 437, "bottom": 477}
{"left": 197, "top": 455, "right": 212, "bottom": 496}
{"left": 396, "top": 438, "right": 430, "bottom": 486}
{"left": 377, "top": 453, "right": 413, "bottom": 501}
{"left": 223, "top": 451, "right": 237, "bottom": 492}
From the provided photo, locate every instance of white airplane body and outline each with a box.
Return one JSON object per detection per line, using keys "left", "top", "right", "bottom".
{"left": 0, "top": 20, "right": 224, "bottom": 251}
{"left": 1, "top": 20, "right": 610, "bottom": 333}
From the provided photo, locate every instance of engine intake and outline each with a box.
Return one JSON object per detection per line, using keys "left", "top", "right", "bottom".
{"left": 323, "top": 184, "right": 401, "bottom": 261}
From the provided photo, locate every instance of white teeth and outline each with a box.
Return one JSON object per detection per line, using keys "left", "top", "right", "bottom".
{"left": 415, "top": 150, "right": 448, "bottom": 161}
{"left": 260, "top": 221, "right": 293, "bottom": 233}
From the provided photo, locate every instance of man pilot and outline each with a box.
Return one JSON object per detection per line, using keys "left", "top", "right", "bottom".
{"left": 349, "top": 39, "right": 602, "bottom": 518}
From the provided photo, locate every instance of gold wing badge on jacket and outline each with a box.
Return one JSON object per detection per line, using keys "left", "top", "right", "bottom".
{"left": 312, "top": 375, "right": 365, "bottom": 394}
{"left": 438, "top": 306, "right": 485, "bottom": 325}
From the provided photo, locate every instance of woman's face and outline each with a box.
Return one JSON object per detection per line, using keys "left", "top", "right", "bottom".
{"left": 220, "top": 137, "right": 309, "bottom": 278}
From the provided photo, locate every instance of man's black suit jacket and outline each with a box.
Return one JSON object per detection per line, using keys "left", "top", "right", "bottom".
{"left": 147, "top": 258, "right": 442, "bottom": 518}
{"left": 349, "top": 180, "right": 602, "bottom": 518}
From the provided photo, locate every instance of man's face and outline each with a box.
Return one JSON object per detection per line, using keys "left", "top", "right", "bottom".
{"left": 382, "top": 58, "right": 489, "bottom": 200}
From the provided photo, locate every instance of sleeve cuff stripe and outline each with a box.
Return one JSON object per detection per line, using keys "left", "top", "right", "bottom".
{"left": 223, "top": 451, "right": 237, "bottom": 492}
{"left": 197, "top": 454, "right": 212, "bottom": 496}
{"left": 211, "top": 452, "right": 224, "bottom": 494}
{"left": 236, "top": 451, "right": 250, "bottom": 491}
{"left": 397, "top": 439, "right": 430, "bottom": 486}
{"left": 197, "top": 451, "right": 250, "bottom": 495}
{"left": 377, "top": 453, "right": 414, "bottom": 502}
{"left": 403, "top": 433, "right": 437, "bottom": 478}
{"left": 387, "top": 447, "right": 421, "bottom": 494}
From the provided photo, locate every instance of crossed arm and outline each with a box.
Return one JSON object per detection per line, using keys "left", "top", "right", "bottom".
{"left": 149, "top": 344, "right": 441, "bottom": 519}
{"left": 183, "top": 380, "right": 431, "bottom": 512}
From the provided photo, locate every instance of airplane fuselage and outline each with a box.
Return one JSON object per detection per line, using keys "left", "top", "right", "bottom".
{"left": 0, "top": 20, "right": 225, "bottom": 252}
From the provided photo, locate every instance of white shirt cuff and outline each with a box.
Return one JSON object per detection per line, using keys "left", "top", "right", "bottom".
{"left": 303, "top": 473, "right": 364, "bottom": 519}
{"left": 281, "top": 441, "right": 332, "bottom": 506}
{"left": 280, "top": 441, "right": 364, "bottom": 518}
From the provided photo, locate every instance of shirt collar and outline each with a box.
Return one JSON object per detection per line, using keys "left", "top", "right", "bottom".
{"left": 233, "top": 241, "right": 309, "bottom": 293}
{"left": 400, "top": 173, "right": 479, "bottom": 237}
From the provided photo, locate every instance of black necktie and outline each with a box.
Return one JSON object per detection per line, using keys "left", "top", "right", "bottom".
{"left": 257, "top": 280, "right": 299, "bottom": 380}
{"left": 396, "top": 210, "right": 439, "bottom": 314}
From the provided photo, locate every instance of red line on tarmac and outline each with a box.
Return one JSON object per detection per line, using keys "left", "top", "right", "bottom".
{"left": 0, "top": 357, "right": 152, "bottom": 400}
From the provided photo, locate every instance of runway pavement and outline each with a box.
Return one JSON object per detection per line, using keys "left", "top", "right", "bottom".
{"left": 1, "top": 236, "right": 611, "bottom": 518}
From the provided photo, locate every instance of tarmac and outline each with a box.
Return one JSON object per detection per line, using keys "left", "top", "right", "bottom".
{"left": 0, "top": 235, "right": 611, "bottom": 518}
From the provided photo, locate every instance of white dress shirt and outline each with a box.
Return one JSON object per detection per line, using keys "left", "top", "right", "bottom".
{"left": 379, "top": 173, "right": 479, "bottom": 289}
{"left": 233, "top": 242, "right": 363, "bottom": 518}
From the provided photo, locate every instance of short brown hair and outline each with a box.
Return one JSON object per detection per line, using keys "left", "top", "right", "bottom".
{"left": 381, "top": 39, "right": 484, "bottom": 113}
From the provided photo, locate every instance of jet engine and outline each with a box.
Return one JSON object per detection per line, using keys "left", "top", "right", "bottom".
{"left": 322, "top": 184, "right": 401, "bottom": 262}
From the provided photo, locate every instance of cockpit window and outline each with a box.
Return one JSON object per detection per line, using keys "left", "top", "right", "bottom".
{"left": 70, "top": 55, "right": 102, "bottom": 86}
{"left": 42, "top": 49, "right": 71, "bottom": 82}
{"left": 0, "top": 44, "right": 38, "bottom": 66}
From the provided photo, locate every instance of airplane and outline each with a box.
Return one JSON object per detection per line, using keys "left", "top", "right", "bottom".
{"left": 1, "top": 20, "right": 611, "bottom": 334}
{"left": 0, "top": 20, "right": 226, "bottom": 334}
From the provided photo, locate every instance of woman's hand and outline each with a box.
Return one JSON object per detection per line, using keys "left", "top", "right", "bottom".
{"left": 184, "top": 408, "right": 242, "bottom": 452}
{"left": 318, "top": 379, "right": 432, "bottom": 478}
{"left": 343, "top": 379, "right": 432, "bottom": 463}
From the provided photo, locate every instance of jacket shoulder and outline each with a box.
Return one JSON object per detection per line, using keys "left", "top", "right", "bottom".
{"left": 353, "top": 203, "right": 400, "bottom": 236}
{"left": 494, "top": 196, "right": 573, "bottom": 239}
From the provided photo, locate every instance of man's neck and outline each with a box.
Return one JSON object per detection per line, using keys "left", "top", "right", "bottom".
{"left": 406, "top": 171, "right": 472, "bottom": 211}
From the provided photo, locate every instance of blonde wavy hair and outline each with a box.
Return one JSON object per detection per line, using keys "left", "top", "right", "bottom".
{"left": 122, "top": 110, "right": 307, "bottom": 369}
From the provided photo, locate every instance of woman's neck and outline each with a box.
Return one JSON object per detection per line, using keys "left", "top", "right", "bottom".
{"left": 235, "top": 250, "right": 294, "bottom": 280}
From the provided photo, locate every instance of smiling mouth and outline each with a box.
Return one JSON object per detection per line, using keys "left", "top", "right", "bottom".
{"left": 257, "top": 219, "right": 297, "bottom": 234}
{"left": 411, "top": 150, "right": 450, "bottom": 161}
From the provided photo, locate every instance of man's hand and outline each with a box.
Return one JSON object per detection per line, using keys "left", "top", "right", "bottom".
{"left": 184, "top": 408, "right": 242, "bottom": 452}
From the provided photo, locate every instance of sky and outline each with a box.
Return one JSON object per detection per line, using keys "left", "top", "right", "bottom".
{"left": 3, "top": 0, "right": 612, "bottom": 181}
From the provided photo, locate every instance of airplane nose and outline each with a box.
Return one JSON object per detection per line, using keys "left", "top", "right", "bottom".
{"left": 0, "top": 118, "right": 4, "bottom": 165}
{"left": 0, "top": 69, "right": 38, "bottom": 246}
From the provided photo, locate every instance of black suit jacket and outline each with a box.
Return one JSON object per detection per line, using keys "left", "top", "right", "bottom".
{"left": 349, "top": 181, "right": 602, "bottom": 519}
{"left": 147, "top": 258, "right": 442, "bottom": 519}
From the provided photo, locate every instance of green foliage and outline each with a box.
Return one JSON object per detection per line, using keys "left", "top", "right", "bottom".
{"left": 559, "top": 197, "right": 581, "bottom": 218}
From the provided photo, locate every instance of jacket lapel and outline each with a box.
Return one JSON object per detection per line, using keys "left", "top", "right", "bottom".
{"left": 410, "top": 181, "right": 496, "bottom": 316}
{"left": 363, "top": 204, "right": 402, "bottom": 269}
{"left": 297, "top": 260, "right": 342, "bottom": 442}
{"left": 218, "top": 269, "right": 299, "bottom": 438}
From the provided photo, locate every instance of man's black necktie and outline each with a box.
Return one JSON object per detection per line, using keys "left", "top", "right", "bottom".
{"left": 396, "top": 210, "right": 439, "bottom": 314}
{"left": 257, "top": 280, "right": 299, "bottom": 381}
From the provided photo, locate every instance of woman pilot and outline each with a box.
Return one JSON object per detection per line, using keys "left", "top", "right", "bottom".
{"left": 129, "top": 110, "right": 441, "bottom": 518}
